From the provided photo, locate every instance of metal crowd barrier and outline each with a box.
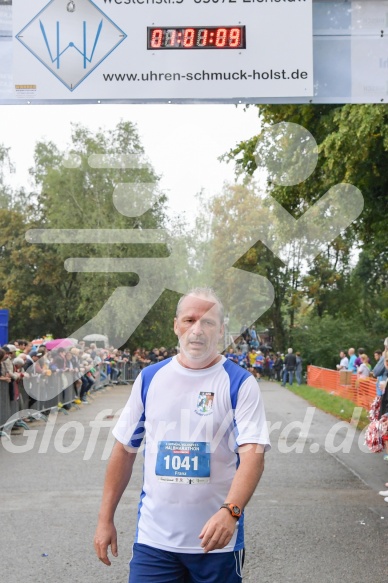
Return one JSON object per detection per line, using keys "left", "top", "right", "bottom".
{"left": 0, "top": 361, "right": 142, "bottom": 435}
{"left": 117, "top": 360, "right": 170, "bottom": 382}
{"left": 0, "top": 364, "right": 113, "bottom": 435}
{"left": 90, "top": 362, "right": 112, "bottom": 392}
{"left": 25, "top": 371, "right": 76, "bottom": 411}
{"left": 110, "top": 360, "right": 140, "bottom": 384}
{"left": 0, "top": 380, "right": 12, "bottom": 429}
{"left": 127, "top": 361, "right": 142, "bottom": 381}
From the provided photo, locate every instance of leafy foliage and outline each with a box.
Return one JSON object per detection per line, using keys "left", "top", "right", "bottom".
{"left": 219, "top": 104, "right": 388, "bottom": 364}
{"left": 1, "top": 105, "right": 388, "bottom": 364}
{"left": 0, "top": 122, "right": 183, "bottom": 349}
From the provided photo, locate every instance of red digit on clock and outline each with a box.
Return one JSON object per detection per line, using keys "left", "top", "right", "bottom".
{"left": 229, "top": 28, "right": 241, "bottom": 48}
{"left": 183, "top": 28, "right": 195, "bottom": 47}
{"left": 151, "top": 29, "right": 163, "bottom": 48}
{"left": 215, "top": 28, "right": 227, "bottom": 48}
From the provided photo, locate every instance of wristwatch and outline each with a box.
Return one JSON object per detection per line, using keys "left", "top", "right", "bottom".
{"left": 220, "top": 503, "right": 242, "bottom": 518}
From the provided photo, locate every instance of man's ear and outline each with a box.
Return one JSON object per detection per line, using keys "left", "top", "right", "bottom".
{"left": 173, "top": 317, "right": 178, "bottom": 336}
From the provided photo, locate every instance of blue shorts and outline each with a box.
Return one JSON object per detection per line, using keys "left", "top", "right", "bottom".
{"left": 129, "top": 543, "right": 244, "bottom": 583}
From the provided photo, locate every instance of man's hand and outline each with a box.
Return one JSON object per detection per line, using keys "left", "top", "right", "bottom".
{"left": 198, "top": 509, "right": 237, "bottom": 553}
{"left": 93, "top": 443, "right": 137, "bottom": 566}
{"left": 198, "top": 444, "right": 265, "bottom": 554}
{"left": 93, "top": 520, "right": 118, "bottom": 566}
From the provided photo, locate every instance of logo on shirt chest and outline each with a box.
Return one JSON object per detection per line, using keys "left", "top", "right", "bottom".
{"left": 195, "top": 392, "right": 214, "bottom": 416}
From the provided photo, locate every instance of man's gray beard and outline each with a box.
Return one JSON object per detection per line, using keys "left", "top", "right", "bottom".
{"left": 178, "top": 337, "right": 214, "bottom": 362}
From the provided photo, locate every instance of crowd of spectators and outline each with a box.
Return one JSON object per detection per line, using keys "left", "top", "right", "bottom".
{"left": 224, "top": 328, "right": 304, "bottom": 387}
{"left": 335, "top": 346, "right": 388, "bottom": 385}
{"left": 350, "top": 339, "right": 388, "bottom": 503}
{"left": 0, "top": 340, "right": 113, "bottom": 408}
{"left": 0, "top": 340, "right": 180, "bottom": 417}
{"left": 130, "top": 346, "right": 177, "bottom": 371}
{"left": 4, "top": 331, "right": 388, "bottom": 503}
{"left": 1, "top": 329, "right": 303, "bottom": 424}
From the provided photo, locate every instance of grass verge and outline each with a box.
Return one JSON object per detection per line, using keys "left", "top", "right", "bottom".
{"left": 285, "top": 383, "right": 369, "bottom": 429}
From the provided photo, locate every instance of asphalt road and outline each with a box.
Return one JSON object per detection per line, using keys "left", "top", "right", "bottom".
{"left": 1, "top": 380, "right": 387, "bottom": 583}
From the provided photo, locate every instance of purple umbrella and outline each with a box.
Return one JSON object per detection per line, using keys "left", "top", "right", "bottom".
{"left": 45, "top": 338, "right": 77, "bottom": 351}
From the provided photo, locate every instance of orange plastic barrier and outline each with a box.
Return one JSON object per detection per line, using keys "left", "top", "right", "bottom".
{"left": 307, "top": 365, "right": 376, "bottom": 411}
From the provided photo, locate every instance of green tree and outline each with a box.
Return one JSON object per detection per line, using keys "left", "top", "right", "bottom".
{"left": 0, "top": 144, "right": 15, "bottom": 209}
{"left": 221, "top": 104, "right": 388, "bottom": 357}
{"left": 292, "top": 313, "right": 385, "bottom": 370}
{"left": 193, "top": 181, "right": 306, "bottom": 350}
{"left": 1, "top": 121, "right": 183, "bottom": 347}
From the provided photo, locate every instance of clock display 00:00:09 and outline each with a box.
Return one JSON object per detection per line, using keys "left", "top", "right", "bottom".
{"left": 147, "top": 26, "right": 246, "bottom": 49}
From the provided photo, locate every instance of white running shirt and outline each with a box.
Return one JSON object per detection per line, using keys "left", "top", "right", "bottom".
{"left": 112, "top": 355, "right": 270, "bottom": 553}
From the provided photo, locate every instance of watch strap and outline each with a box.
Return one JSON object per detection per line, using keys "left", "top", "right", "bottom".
{"left": 220, "top": 503, "right": 242, "bottom": 517}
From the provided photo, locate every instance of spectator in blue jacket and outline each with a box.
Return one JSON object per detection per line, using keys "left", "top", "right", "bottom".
{"left": 347, "top": 348, "right": 357, "bottom": 373}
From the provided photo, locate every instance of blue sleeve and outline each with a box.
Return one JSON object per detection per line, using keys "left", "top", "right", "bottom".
{"left": 373, "top": 356, "right": 387, "bottom": 378}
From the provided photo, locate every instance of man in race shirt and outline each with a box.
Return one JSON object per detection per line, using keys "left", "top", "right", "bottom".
{"left": 94, "top": 287, "right": 270, "bottom": 583}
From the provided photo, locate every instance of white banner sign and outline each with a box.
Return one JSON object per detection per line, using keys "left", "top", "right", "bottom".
{"left": 13, "top": 0, "right": 313, "bottom": 101}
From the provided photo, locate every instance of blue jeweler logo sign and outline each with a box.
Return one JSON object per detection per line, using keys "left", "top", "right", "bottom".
{"left": 15, "top": 0, "right": 126, "bottom": 91}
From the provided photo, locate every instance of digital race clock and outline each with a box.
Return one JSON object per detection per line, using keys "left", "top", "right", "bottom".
{"left": 147, "top": 26, "right": 246, "bottom": 50}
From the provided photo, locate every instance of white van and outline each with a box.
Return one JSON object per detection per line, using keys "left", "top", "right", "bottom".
{"left": 82, "top": 334, "right": 110, "bottom": 349}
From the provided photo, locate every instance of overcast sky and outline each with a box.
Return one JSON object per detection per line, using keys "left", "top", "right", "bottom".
{"left": 0, "top": 103, "right": 261, "bottom": 224}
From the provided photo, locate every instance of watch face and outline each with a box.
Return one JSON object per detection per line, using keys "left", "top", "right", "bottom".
{"left": 232, "top": 505, "right": 241, "bottom": 516}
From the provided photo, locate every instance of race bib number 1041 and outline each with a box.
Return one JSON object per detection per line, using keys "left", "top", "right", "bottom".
{"left": 155, "top": 441, "right": 210, "bottom": 485}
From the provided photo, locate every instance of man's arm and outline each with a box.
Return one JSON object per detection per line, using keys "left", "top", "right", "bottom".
{"left": 373, "top": 356, "right": 387, "bottom": 378}
{"left": 94, "top": 441, "right": 137, "bottom": 566}
{"left": 199, "top": 443, "right": 265, "bottom": 553}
